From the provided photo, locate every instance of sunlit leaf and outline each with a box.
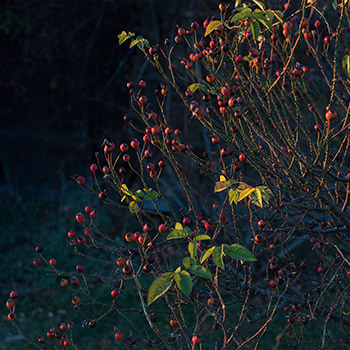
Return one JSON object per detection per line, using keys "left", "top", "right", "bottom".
{"left": 253, "top": 10, "right": 272, "bottom": 30}
{"left": 194, "top": 234, "right": 211, "bottom": 242}
{"left": 213, "top": 246, "right": 225, "bottom": 269}
{"left": 200, "top": 246, "right": 215, "bottom": 264}
{"left": 252, "top": 0, "right": 266, "bottom": 11}
{"left": 204, "top": 20, "right": 222, "bottom": 37}
{"left": 183, "top": 257, "right": 197, "bottom": 269}
{"left": 188, "top": 241, "right": 197, "bottom": 258}
{"left": 174, "top": 271, "right": 193, "bottom": 296}
{"left": 270, "top": 9, "right": 283, "bottom": 23}
{"left": 231, "top": 8, "right": 252, "bottom": 22}
{"left": 250, "top": 187, "right": 263, "bottom": 207}
{"left": 214, "top": 179, "right": 239, "bottom": 192}
{"left": 342, "top": 55, "right": 350, "bottom": 78}
{"left": 147, "top": 273, "right": 173, "bottom": 305}
{"left": 118, "top": 31, "right": 129, "bottom": 45}
{"left": 223, "top": 244, "right": 257, "bottom": 262}
{"left": 129, "top": 201, "right": 139, "bottom": 213}
{"left": 187, "top": 83, "right": 208, "bottom": 92}
{"left": 237, "top": 188, "right": 255, "bottom": 202}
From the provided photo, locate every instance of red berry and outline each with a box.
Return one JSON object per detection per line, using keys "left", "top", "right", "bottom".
{"left": 90, "top": 210, "right": 98, "bottom": 219}
{"left": 8, "top": 312, "right": 16, "bottom": 322}
{"left": 125, "top": 232, "right": 134, "bottom": 242}
{"left": 72, "top": 296, "right": 81, "bottom": 305}
{"left": 178, "top": 27, "right": 186, "bottom": 36}
{"left": 310, "top": 237, "right": 317, "bottom": 245}
{"left": 207, "top": 297, "right": 215, "bottom": 306}
{"left": 221, "top": 87, "right": 230, "bottom": 96}
{"left": 258, "top": 220, "right": 266, "bottom": 228}
{"left": 284, "top": 306, "right": 290, "bottom": 312}
{"left": 90, "top": 164, "right": 98, "bottom": 172}
{"left": 192, "top": 336, "right": 202, "bottom": 345}
{"left": 84, "top": 205, "right": 92, "bottom": 214}
{"left": 170, "top": 318, "right": 178, "bottom": 327}
{"left": 314, "top": 20, "right": 321, "bottom": 28}
{"left": 76, "top": 264, "right": 84, "bottom": 272}
{"left": 77, "top": 236, "right": 86, "bottom": 244}
{"left": 6, "top": 299, "right": 15, "bottom": 309}
{"left": 239, "top": 153, "right": 246, "bottom": 162}
{"left": 111, "top": 289, "right": 119, "bottom": 298}
{"left": 76, "top": 176, "right": 85, "bottom": 185}
{"left": 139, "top": 95, "right": 148, "bottom": 104}
{"left": 33, "top": 258, "right": 41, "bottom": 266}
{"left": 63, "top": 339, "right": 70, "bottom": 347}
{"left": 204, "top": 222, "right": 213, "bottom": 231}
{"left": 49, "top": 258, "right": 56, "bottom": 266}
{"left": 236, "top": 55, "right": 244, "bottom": 64}
{"left": 138, "top": 80, "right": 146, "bottom": 89}
{"left": 158, "top": 224, "right": 168, "bottom": 233}
{"left": 117, "top": 257, "right": 125, "bottom": 266}
{"left": 254, "top": 234, "right": 264, "bottom": 243}
{"left": 318, "top": 266, "right": 324, "bottom": 274}
{"left": 76, "top": 212, "right": 85, "bottom": 224}
{"left": 120, "top": 143, "right": 129, "bottom": 152}
{"left": 123, "top": 154, "right": 130, "bottom": 162}
{"left": 126, "top": 81, "right": 134, "bottom": 89}
{"left": 325, "top": 109, "right": 337, "bottom": 121}
{"left": 60, "top": 278, "right": 69, "bottom": 287}
{"left": 183, "top": 217, "right": 191, "bottom": 226}
{"left": 130, "top": 139, "right": 140, "bottom": 148}
{"left": 269, "top": 280, "right": 277, "bottom": 288}
{"left": 115, "top": 331, "right": 124, "bottom": 341}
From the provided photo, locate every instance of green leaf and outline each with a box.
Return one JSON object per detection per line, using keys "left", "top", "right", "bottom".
{"left": 252, "top": 0, "right": 266, "bottom": 11}
{"left": 204, "top": 20, "right": 222, "bottom": 37}
{"left": 188, "top": 241, "right": 197, "bottom": 258}
{"left": 135, "top": 189, "right": 144, "bottom": 197}
{"left": 129, "top": 201, "right": 139, "bottom": 213}
{"left": 213, "top": 246, "right": 225, "bottom": 270}
{"left": 250, "top": 187, "right": 263, "bottom": 207}
{"left": 342, "top": 55, "right": 350, "bottom": 78}
{"left": 231, "top": 8, "right": 252, "bottom": 22}
{"left": 256, "top": 186, "right": 273, "bottom": 204}
{"left": 250, "top": 21, "right": 261, "bottom": 41}
{"left": 253, "top": 10, "right": 272, "bottom": 30}
{"left": 174, "top": 271, "right": 193, "bottom": 296}
{"left": 214, "top": 179, "right": 239, "bottom": 192}
{"left": 194, "top": 234, "right": 211, "bottom": 242}
{"left": 200, "top": 246, "right": 215, "bottom": 264}
{"left": 187, "top": 83, "right": 208, "bottom": 93}
{"left": 223, "top": 244, "right": 257, "bottom": 262}
{"left": 147, "top": 273, "right": 173, "bottom": 305}
{"left": 174, "top": 266, "right": 182, "bottom": 274}
{"left": 129, "top": 37, "right": 150, "bottom": 50}
{"left": 167, "top": 222, "right": 192, "bottom": 240}
{"left": 190, "top": 265, "right": 213, "bottom": 279}
{"left": 270, "top": 10, "right": 283, "bottom": 23}
{"left": 183, "top": 257, "right": 197, "bottom": 269}
{"left": 143, "top": 189, "right": 159, "bottom": 201}
{"left": 118, "top": 31, "right": 129, "bottom": 45}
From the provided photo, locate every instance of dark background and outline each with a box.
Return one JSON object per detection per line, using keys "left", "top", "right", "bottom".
{"left": 0, "top": 1, "right": 218, "bottom": 348}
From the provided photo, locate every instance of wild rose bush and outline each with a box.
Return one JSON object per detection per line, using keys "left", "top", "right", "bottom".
{"left": 6, "top": 1, "right": 350, "bottom": 349}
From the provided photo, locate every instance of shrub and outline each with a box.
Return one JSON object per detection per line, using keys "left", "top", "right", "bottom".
{"left": 6, "top": 1, "right": 350, "bottom": 349}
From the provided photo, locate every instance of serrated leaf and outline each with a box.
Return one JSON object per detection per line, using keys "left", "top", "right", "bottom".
{"left": 188, "top": 241, "right": 197, "bottom": 258}
{"left": 250, "top": 21, "right": 261, "bottom": 41}
{"left": 118, "top": 31, "right": 129, "bottom": 45}
{"left": 342, "top": 55, "right": 350, "bottom": 78}
{"left": 200, "top": 246, "right": 215, "bottom": 264}
{"left": 147, "top": 273, "right": 173, "bottom": 305}
{"left": 223, "top": 244, "right": 257, "bottom": 262}
{"left": 194, "top": 234, "right": 211, "bottom": 242}
{"left": 214, "top": 179, "right": 239, "bottom": 192}
{"left": 213, "top": 246, "right": 225, "bottom": 270}
{"left": 183, "top": 257, "right": 197, "bottom": 269}
{"left": 129, "top": 201, "right": 139, "bottom": 213}
{"left": 190, "top": 265, "right": 213, "bottom": 279}
{"left": 205, "top": 20, "right": 222, "bottom": 37}
{"left": 252, "top": 0, "right": 266, "bottom": 11}
{"left": 174, "top": 271, "right": 193, "bottom": 296}
{"left": 231, "top": 8, "right": 252, "bottom": 22}
{"left": 187, "top": 83, "right": 208, "bottom": 92}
